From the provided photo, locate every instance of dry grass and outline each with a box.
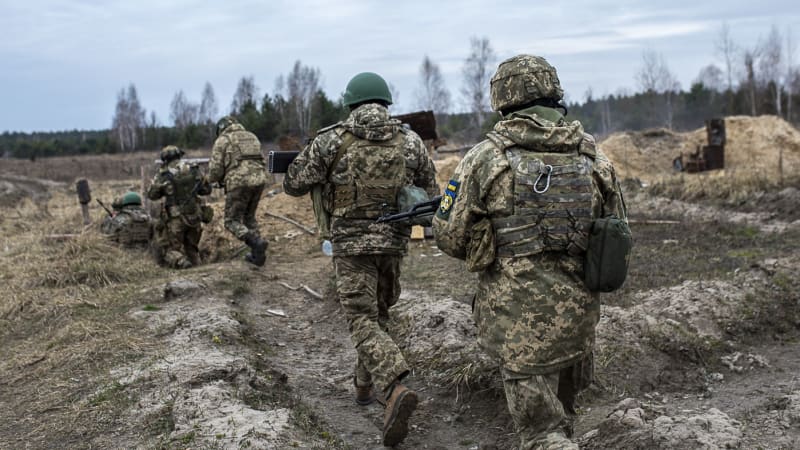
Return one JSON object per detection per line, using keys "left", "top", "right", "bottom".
{"left": 646, "top": 170, "right": 800, "bottom": 203}
{"left": 0, "top": 181, "right": 173, "bottom": 446}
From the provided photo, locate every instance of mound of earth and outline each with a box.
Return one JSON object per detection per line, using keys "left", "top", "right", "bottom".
{"left": 580, "top": 398, "right": 742, "bottom": 449}
{"left": 600, "top": 116, "right": 800, "bottom": 182}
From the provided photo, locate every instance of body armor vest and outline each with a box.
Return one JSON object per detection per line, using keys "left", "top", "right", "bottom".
{"left": 224, "top": 131, "right": 264, "bottom": 167}
{"left": 118, "top": 208, "right": 151, "bottom": 246}
{"left": 331, "top": 132, "right": 407, "bottom": 219}
{"left": 489, "top": 133, "right": 595, "bottom": 258}
{"left": 163, "top": 164, "right": 201, "bottom": 215}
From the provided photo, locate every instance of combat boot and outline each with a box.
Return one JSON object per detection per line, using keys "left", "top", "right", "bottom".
{"left": 244, "top": 233, "right": 268, "bottom": 267}
{"left": 354, "top": 377, "right": 375, "bottom": 406}
{"left": 382, "top": 383, "right": 418, "bottom": 446}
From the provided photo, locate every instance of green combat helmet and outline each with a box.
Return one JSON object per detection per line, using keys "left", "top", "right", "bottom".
{"left": 216, "top": 116, "right": 238, "bottom": 136}
{"left": 160, "top": 145, "right": 184, "bottom": 163}
{"left": 490, "top": 55, "right": 564, "bottom": 113}
{"left": 121, "top": 191, "right": 142, "bottom": 207}
{"left": 342, "top": 72, "right": 393, "bottom": 107}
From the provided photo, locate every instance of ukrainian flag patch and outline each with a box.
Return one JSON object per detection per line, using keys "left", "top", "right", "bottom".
{"left": 437, "top": 180, "right": 459, "bottom": 219}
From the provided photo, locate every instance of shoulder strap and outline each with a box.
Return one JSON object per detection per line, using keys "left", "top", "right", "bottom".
{"left": 326, "top": 131, "right": 357, "bottom": 179}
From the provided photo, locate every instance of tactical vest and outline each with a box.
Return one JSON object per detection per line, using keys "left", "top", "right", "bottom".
{"left": 223, "top": 130, "right": 264, "bottom": 168}
{"left": 331, "top": 131, "right": 407, "bottom": 219}
{"left": 488, "top": 132, "right": 596, "bottom": 258}
{"left": 164, "top": 163, "right": 201, "bottom": 214}
{"left": 117, "top": 208, "right": 151, "bottom": 246}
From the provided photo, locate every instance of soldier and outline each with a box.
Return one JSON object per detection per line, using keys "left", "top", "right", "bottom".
{"left": 283, "top": 72, "right": 439, "bottom": 447}
{"left": 100, "top": 191, "right": 152, "bottom": 248}
{"left": 147, "top": 145, "right": 212, "bottom": 269}
{"left": 433, "top": 55, "right": 628, "bottom": 449}
{"left": 208, "top": 116, "right": 269, "bottom": 266}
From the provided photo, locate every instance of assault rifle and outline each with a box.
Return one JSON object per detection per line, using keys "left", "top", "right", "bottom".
{"left": 97, "top": 199, "right": 114, "bottom": 217}
{"left": 269, "top": 110, "right": 440, "bottom": 174}
{"left": 376, "top": 196, "right": 442, "bottom": 224}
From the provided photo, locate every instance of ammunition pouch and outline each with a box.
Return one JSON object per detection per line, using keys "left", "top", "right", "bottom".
{"left": 584, "top": 215, "right": 632, "bottom": 292}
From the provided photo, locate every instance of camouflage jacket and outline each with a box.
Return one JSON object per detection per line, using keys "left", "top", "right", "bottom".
{"left": 283, "top": 103, "right": 439, "bottom": 256}
{"left": 433, "top": 106, "right": 627, "bottom": 375}
{"left": 100, "top": 205, "right": 152, "bottom": 247}
{"left": 147, "top": 159, "right": 212, "bottom": 221}
{"left": 208, "top": 123, "right": 268, "bottom": 191}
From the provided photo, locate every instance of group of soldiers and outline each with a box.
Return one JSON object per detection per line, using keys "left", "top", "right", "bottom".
{"left": 101, "top": 116, "right": 269, "bottom": 269}
{"left": 101, "top": 54, "right": 627, "bottom": 449}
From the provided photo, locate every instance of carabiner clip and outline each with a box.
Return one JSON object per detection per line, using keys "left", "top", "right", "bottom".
{"left": 533, "top": 164, "right": 553, "bottom": 194}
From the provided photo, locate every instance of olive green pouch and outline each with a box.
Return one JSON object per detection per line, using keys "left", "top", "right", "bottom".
{"left": 584, "top": 216, "right": 632, "bottom": 292}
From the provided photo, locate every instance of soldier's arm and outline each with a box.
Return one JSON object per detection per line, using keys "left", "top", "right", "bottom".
{"left": 283, "top": 133, "right": 334, "bottom": 197}
{"left": 594, "top": 148, "right": 627, "bottom": 222}
{"left": 207, "top": 137, "right": 227, "bottom": 185}
{"left": 147, "top": 175, "right": 165, "bottom": 200}
{"left": 411, "top": 137, "right": 440, "bottom": 198}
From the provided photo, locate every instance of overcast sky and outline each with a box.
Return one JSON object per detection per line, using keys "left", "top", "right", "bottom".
{"left": 1, "top": 0, "right": 799, "bottom": 132}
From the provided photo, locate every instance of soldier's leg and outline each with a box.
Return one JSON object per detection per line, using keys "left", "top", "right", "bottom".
{"left": 503, "top": 371, "right": 577, "bottom": 450}
{"left": 243, "top": 184, "right": 265, "bottom": 238}
{"left": 376, "top": 255, "right": 401, "bottom": 330}
{"left": 162, "top": 218, "right": 191, "bottom": 269}
{"left": 184, "top": 223, "right": 202, "bottom": 267}
{"left": 224, "top": 187, "right": 251, "bottom": 240}
{"left": 335, "top": 255, "right": 410, "bottom": 393}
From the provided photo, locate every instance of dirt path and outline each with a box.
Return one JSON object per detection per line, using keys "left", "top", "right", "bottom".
{"left": 238, "top": 251, "right": 513, "bottom": 450}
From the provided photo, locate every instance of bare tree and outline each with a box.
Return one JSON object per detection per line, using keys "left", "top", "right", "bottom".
{"left": 760, "top": 26, "right": 783, "bottom": 116}
{"left": 199, "top": 82, "right": 218, "bottom": 124}
{"left": 635, "top": 50, "right": 680, "bottom": 129}
{"left": 284, "top": 60, "right": 321, "bottom": 139}
{"left": 742, "top": 48, "right": 761, "bottom": 116}
{"left": 787, "top": 27, "right": 796, "bottom": 122}
{"left": 170, "top": 90, "right": 199, "bottom": 129}
{"left": 111, "top": 83, "right": 146, "bottom": 151}
{"left": 231, "top": 76, "right": 259, "bottom": 114}
{"left": 415, "top": 55, "right": 451, "bottom": 114}
{"left": 461, "top": 36, "right": 495, "bottom": 132}
{"left": 695, "top": 65, "right": 725, "bottom": 92}
{"left": 715, "top": 22, "right": 738, "bottom": 92}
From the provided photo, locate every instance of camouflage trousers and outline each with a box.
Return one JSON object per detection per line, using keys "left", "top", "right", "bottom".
{"left": 503, "top": 355, "right": 593, "bottom": 450}
{"left": 224, "top": 184, "right": 265, "bottom": 240}
{"left": 155, "top": 215, "right": 202, "bottom": 268}
{"left": 334, "top": 255, "right": 409, "bottom": 393}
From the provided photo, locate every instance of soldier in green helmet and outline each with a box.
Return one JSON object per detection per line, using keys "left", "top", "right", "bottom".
{"left": 148, "top": 145, "right": 213, "bottom": 269}
{"left": 208, "top": 116, "right": 269, "bottom": 266}
{"left": 100, "top": 191, "right": 152, "bottom": 248}
{"left": 433, "top": 55, "right": 628, "bottom": 449}
{"left": 283, "top": 72, "right": 438, "bottom": 446}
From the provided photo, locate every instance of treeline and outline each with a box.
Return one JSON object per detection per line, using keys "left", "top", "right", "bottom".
{"left": 3, "top": 25, "right": 798, "bottom": 160}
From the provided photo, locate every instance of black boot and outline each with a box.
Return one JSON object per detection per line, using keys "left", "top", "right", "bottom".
{"left": 244, "top": 233, "right": 267, "bottom": 267}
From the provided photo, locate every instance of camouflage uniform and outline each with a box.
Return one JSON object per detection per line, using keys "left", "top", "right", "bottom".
{"left": 148, "top": 157, "right": 212, "bottom": 269}
{"left": 433, "top": 55, "right": 627, "bottom": 450}
{"left": 283, "top": 103, "right": 439, "bottom": 394}
{"left": 100, "top": 204, "right": 152, "bottom": 248}
{"left": 208, "top": 121, "right": 268, "bottom": 243}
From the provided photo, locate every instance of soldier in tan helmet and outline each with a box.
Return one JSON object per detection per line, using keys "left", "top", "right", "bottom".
{"left": 208, "top": 116, "right": 269, "bottom": 267}
{"left": 433, "top": 55, "right": 628, "bottom": 449}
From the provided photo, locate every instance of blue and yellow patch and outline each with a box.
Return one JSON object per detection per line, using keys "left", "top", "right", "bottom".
{"left": 436, "top": 180, "right": 459, "bottom": 220}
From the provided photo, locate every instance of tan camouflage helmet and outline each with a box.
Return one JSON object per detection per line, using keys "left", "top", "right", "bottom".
{"left": 490, "top": 55, "right": 564, "bottom": 113}
{"left": 160, "top": 145, "right": 185, "bottom": 162}
{"left": 216, "top": 116, "right": 238, "bottom": 136}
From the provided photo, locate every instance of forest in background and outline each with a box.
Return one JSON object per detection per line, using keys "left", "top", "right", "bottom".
{"left": 1, "top": 24, "right": 798, "bottom": 160}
